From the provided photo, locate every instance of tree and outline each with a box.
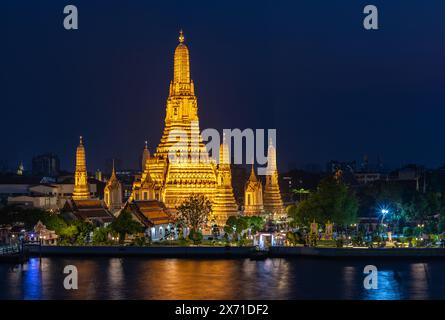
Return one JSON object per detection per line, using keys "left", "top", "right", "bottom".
{"left": 42, "top": 214, "right": 68, "bottom": 234}
{"left": 176, "top": 194, "right": 212, "bottom": 233}
{"left": 110, "top": 210, "right": 143, "bottom": 244}
{"left": 235, "top": 216, "right": 249, "bottom": 239}
{"left": 73, "top": 220, "right": 94, "bottom": 244}
{"left": 92, "top": 226, "right": 109, "bottom": 244}
{"left": 289, "top": 177, "right": 358, "bottom": 226}
{"left": 223, "top": 216, "right": 258, "bottom": 241}
{"left": 59, "top": 225, "right": 79, "bottom": 244}
{"left": 248, "top": 216, "right": 265, "bottom": 234}
{"left": 224, "top": 216, "right": 238, "bottom": 240}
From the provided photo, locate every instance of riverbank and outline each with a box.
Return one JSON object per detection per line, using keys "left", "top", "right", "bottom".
{"left": 25, "top": 244, "right": 256, "bottom": 258}
{"left": 21, "top": 244, "right": 445, "bottom": 259}
{"left": 270, "top": 246, "right": 445, "bottom": 258}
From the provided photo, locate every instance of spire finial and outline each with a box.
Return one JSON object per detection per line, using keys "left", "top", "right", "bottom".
{"left": 179, "top": 29, "right": 184, "bottom": 43}
{"left": 112, "top": 159, "right": 115, "bottom": 173}
{"left": 144, "top": 140, "right": 148, "bottom": 149}
{"left": 79, "top": 136, "right": 83, "bottom": 145}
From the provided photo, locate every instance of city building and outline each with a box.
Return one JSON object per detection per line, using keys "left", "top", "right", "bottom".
{"left": 16, "top": 161, "right": 24, "bottom": 176}
{"left": 326, "top": 160, "right": 356, "bottom": 174}
{"left": 32, "top": 153, "right": 60, "bottom": 177}
{"left": 33, "top": 220, "right": 58, "bottom": 245}
{"left": 354, "top": 172, "right": 386, "bottom": 185}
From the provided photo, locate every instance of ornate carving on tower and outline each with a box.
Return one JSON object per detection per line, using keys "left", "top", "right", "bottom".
{"left": 132, "top": 144, "right": 159, "bottom": 202}
{"left": 104, "top": 160, "right": 123, "bottom": 214}
{"left": 212, "top": 135, "right": 238, "bottom": 225}
{"left": 263, "top": 139, "right": 285, "bottom": 220}
{"left": 244, "top": 165, "right": 264, "bottom": 216}
{"left": 73, "top": 136, "right": 90, "bottom": 200}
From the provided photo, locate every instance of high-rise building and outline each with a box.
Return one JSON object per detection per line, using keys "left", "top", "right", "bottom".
{"left": 32, "top": 153, "right": 60, "bottom": 177}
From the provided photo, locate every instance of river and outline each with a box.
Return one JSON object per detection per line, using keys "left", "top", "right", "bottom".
{"left": 0, "top": 257, "right": 444, "bottom": 299}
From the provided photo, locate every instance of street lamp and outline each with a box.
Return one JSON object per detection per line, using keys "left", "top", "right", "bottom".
{"left": 379, "top": 208, "right": 390, "bottom": 239}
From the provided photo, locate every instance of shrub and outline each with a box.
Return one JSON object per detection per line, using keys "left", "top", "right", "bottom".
{"left": 336, "top": 239, "right": 344, "bottom": 248}
{"left": 189, "top": 229, "right": 203, "bottom": 244}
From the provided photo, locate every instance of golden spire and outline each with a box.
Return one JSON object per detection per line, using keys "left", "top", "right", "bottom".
{"left": 104, "top": 159, "right": 122, "bottom": 212}
{"left": 73, "top": 135, "right": 90, "bottom": 200}
{"left": 219, "top": 132, "right": 230, "bottom": 165}
{"left": 76, "top": 136, "right": 86, "bottom": 170}
{"left": 267, "top": 138, "right": 277, "bottom": 174}
{"left": 111, "top": 159, "right": 116, "bottom": 178}
{"left": 248, "top": 163, "right": 258, "bottom": 182}
{"left": 263, "top": 137, "right": 285, "bottom": 220}
{"left": 142, "top": 140, "right": 150, "bottom": 171}
{"left": 173, "top": 29, "right": 190, "bottom": 84}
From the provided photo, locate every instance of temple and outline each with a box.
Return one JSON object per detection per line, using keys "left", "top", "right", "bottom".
{"left": 72, "top": 136, "right": 90, "bottom": 200}
{"left": 130, "top": 31, "right": 238, "bottom": 225}
{"left": 262, "top": 139, "right": 285, "bottom": 220}
{"left": 104, "top": 160, "right": 123, "bottom": 214}
{"left": 64, "top": 137, "right": 114, "bottom": 226}
{"left": 244, "top": 165, "right": 264, "bottom": 216}
{"left": 212, "top": 135, "right": 238, "bottom": 225}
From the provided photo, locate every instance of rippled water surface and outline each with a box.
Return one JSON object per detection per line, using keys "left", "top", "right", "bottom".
{"left": 1, "top": 257, "right": 444, "bottom": 299}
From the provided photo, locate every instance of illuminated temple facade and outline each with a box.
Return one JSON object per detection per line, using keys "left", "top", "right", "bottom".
{"left": 130, "top": 31, "right": 238, "bottom": 225}
{"left": 129, "top": 31, "right": 285, "bottom": 225}
{"left": 65, "top": 137, "right": 114, "bottom": 225}
{"left": 72, "top": 136, "right": 90, "bottom": 200}
{"left": 262, "top": 140, "right": 286, "bottom": 220}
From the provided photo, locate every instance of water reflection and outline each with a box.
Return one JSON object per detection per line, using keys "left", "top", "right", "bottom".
{"left": 0, "top": 257, "right": 443, "bottom": 299}
{"left": 107, "top": 258, "right": 124, "bottom": 299}
{"left": 363, "top": 270, "right": 402, "bottom": 300}
{"left": 407, "top": 263, "right": 429, "bottom": 300}
{"left": 23, "top": 258, "right": 42, "bottom": 300}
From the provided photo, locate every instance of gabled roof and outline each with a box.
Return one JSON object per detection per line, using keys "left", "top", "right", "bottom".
{"left": 63, "top": 199, "right": 114, "bottom": 223}
{"left": 125, "top": 200, "right": 171, "bottom": 227}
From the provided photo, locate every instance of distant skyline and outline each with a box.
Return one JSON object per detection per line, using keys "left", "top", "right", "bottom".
{"left": 3, "top": 1, "right": 445, "bottom": 172}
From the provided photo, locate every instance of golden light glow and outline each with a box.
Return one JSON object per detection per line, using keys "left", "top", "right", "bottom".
{"left": 131, "top": 31, "right": 238, "bottom": 225}
{"left": 73, "top": 136, "right": 90, "bottom": 200}
{"left": 263, "top": 140, "right": 286, "bottom": 219}
{"left": 104, "top": 160, "right": 123, "bottom": 212}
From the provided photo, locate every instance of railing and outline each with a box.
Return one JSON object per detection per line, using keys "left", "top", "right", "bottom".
{"left": 0, "top": 244, "right": 21, "bottom": 255}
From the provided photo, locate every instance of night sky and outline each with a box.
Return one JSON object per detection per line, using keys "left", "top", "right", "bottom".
{"left": 2, "top": 1, "right": 445, "bottom": 173}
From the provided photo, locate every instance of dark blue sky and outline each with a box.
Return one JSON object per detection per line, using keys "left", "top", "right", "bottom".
{"left": 2, "top": 1, "right": 445, "bottom": 172}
